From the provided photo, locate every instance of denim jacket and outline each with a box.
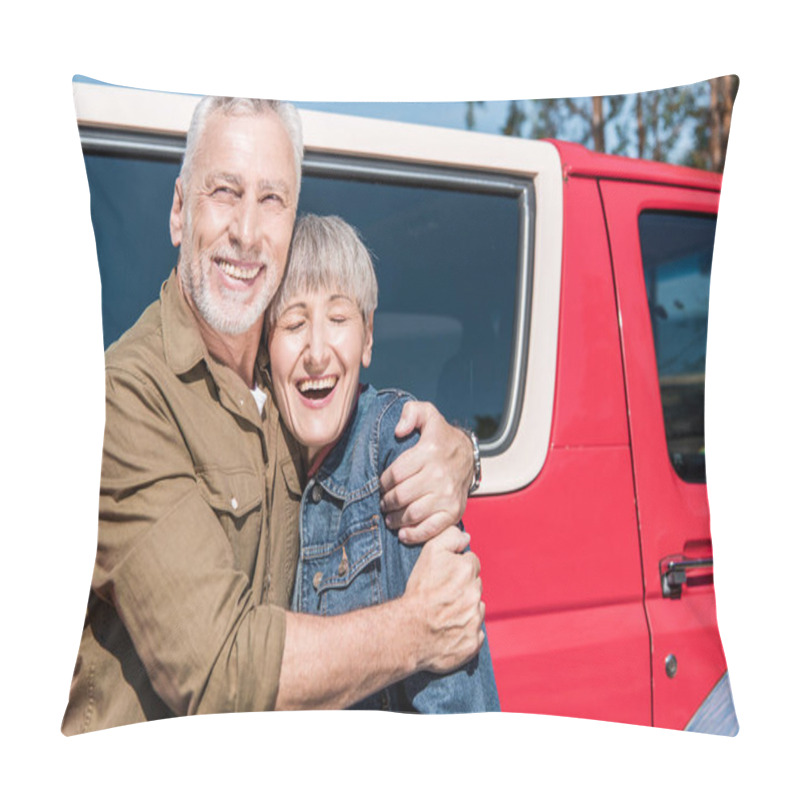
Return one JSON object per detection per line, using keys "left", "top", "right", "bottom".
{"left": 291, "top": 385, "right": 499, "bottom": 712}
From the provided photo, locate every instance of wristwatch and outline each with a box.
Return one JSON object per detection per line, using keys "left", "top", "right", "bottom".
{"left": 460, "top": 427, "right": 482, "bottom": 495}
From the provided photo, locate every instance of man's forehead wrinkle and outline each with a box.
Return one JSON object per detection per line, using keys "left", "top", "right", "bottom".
{"left": 189, "top": 111, "right": 299, "bottom": 209}
{"left": 197, "top": 173, "right": 292, "bottom": 198}
{"left": 204, "top": 171, "right": 243, "bottom": 188}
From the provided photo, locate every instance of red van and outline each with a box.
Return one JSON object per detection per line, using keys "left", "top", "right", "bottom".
{"left": 74, "top": 82, "right": 736, "bottom": 733}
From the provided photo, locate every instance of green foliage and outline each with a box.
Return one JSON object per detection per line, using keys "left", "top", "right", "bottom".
{"left": 487, "top": 78, "right": 736, "bottom": 172}
{"left": 502, "top": 100, "right": 528, "bottom": 136}
{"left": 465, "top": 100, "right": 484, "bottom": 131}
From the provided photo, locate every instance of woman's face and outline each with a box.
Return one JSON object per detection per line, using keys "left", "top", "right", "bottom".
{"left": 268, "top": 288, "right": 373, "bottom": 464}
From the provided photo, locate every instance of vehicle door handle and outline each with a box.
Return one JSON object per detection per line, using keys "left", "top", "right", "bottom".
{"left": 659, "top": 556, "right": 713, "bottom": 599}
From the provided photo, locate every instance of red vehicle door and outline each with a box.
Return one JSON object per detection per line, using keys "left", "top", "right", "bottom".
{"left": 600, "top": 179, "right": 730, "bottom": 729}
{"left": 467, "top": 172, "right": 653, "bottom": 725}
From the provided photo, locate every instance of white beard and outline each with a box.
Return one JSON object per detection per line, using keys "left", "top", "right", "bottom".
{"left": 178, "top": 244, "right": 277, "bottom": 336}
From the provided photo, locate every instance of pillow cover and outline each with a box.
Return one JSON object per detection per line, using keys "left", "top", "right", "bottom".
{"left": 64, "top": 76, "right": 738, "bottom": 735}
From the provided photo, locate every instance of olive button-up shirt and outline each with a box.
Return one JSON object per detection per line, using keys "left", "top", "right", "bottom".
{"left": 62, "top": 272, "right": 303, "bottom": 735}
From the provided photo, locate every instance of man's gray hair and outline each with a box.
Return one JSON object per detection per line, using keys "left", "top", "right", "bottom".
{"left": 180, "top": 96, "right": 304, "bottom": 195}
{"left": 269, "top": 215, "right": 379, "bottom": 326}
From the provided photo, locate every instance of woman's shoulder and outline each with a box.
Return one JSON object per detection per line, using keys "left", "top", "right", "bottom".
{"left": 359, "top": 386, "right": 417, "bottom": 430}
{"left": 358, "top": 386, "right": 420, "bottom": 470}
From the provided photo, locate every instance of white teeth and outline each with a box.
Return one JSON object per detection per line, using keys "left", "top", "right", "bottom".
{"left": 298, "top": 376, "right": 337, "bottom": 393}
{"left": 218, "top": 260, "right": 260, "bottom": 280}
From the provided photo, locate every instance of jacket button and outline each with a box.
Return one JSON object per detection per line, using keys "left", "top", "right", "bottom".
{"left": 313, "top": 571, "right": 323, "bottom": 589}
{"left": 311, "top": 483, "right": 323, "bottom": 503}
{"left": 338, "top": 559, "right": 347, "bottom": 576}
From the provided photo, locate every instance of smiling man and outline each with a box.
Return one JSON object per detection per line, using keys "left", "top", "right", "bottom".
{"left": 62, "top": 97, "right": 484, "bottom": 733}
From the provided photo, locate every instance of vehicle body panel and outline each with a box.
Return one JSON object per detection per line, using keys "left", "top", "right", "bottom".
{"left": 600, "top": 180, "right": 727, "bottom": 729}
{"left": 466, "top": 171, "right": 650, "bottom": 723}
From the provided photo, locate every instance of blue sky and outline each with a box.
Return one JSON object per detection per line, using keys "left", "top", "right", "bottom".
{"left": 294, "top": 99, "right": 510, "bottom": 134}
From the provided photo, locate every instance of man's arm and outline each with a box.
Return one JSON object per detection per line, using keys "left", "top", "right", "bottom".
{"left": 96, "top": 368, "right": 482, "bottom": 718}
{"left": 275, "top": 527, "right": 484, "bottom": 710}
{"left": 379, "top": 401, "right": 475, "bottom": 544}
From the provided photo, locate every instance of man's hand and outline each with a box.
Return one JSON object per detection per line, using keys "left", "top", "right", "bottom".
{"left": 402, "top": 526, "right": 485, "bottom": 674}
{"left": 275, "top": 526, "right": 484, "bottom": 710}
{"left": 379, "top": 401, "right": 473, "bottom": 544}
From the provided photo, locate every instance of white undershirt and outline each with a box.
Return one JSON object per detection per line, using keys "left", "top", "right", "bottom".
{"left": 250, "top": 384, "right": 268, "bottom": 416}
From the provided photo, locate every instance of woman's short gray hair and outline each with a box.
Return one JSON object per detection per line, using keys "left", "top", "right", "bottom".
{"left": 269, "top": 215, "right": 379, "bottom": 326}
{"left": 180, "top": 96, "right": 303, "bottom": 196}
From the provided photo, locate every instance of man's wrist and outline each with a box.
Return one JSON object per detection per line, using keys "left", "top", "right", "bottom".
{"left": 458, "top": 427, "right": 482, "bottom": 495}
{"left": 394, "top": 592, "right": 427, "bottom": 673}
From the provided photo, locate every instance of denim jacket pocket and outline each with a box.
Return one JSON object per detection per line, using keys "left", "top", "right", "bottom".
{"left": 300, "top": 515, "right": 384, "bottom": 615}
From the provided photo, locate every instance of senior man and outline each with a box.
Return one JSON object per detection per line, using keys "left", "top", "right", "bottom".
{"left": 62, "top": 96, "right": 484, "bottom": 734}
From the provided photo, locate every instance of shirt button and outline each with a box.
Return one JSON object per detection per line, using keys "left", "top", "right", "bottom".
{"left": 231, "top": 497, "right": 238, "bottom": 510}
{"left": 313, "top": 571, "right": 323, "bottom": 590}
{"left": 311, "top": 483, "right": 323, "bottom": 503}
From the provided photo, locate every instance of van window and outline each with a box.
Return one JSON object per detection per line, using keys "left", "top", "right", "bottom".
{"left": 639, "top": 212, "right": 716, "bottom": 483}
{"left": 84, "top": 153, "right": 179, "bottom": 345}
{"left": 82, "top": 139, "right": 529, "bottom": 446}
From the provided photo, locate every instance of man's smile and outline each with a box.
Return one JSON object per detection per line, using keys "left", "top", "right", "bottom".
{"left": 214, "top": 257, "right": 264, "bottom": 283}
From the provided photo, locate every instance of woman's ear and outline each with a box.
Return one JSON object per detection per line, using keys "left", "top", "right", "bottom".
{"left": 362, "top": 311, "right": 374, "bottom": 369}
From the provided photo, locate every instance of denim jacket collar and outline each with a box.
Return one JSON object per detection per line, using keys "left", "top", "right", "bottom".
{"left": 311, "top": 385, "right": 381, "bottom": 503}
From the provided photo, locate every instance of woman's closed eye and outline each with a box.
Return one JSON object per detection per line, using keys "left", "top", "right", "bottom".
{"left": 280, "top": 316, "right": 307, "bottom": 332}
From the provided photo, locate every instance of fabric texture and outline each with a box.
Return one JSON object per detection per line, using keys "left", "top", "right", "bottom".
{"left": 292, "top": 385, "right": 500, "bottom": 712}
{"left": 62, "top": 270, "right": 304, "bottom": 735}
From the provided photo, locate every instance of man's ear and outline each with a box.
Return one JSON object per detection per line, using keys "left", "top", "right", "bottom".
{"left": 169, "top": 178, "right": 185, "bottom": 247}
{"left": 362, "top": 311, "right": 374, "bottom": 369}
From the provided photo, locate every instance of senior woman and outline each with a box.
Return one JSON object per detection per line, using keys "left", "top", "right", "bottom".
{"left": 267, "top": 214, "right": 499, "bottom": 712}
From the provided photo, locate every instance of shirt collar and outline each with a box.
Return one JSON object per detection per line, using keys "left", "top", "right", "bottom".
{"left": 161, "top": 269, "right": 210, "bottom": 376}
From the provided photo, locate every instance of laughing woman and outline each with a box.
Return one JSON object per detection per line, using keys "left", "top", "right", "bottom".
{"left": 267, "top": 214, "right": 499, "bottom": 712}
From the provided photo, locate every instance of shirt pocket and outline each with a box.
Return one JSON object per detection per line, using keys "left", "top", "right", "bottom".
{"left": 195, "top": 467, "right": 263, "bottom": 568}
{"left": 301, "top": 515, "right": 384, "bottom": 616}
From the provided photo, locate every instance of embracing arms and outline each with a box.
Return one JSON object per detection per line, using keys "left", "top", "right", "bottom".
{"left": 379, "top": 400, "right": 477, "bottom": 544}
{"left": 275, "top": 527, "right": 484, "bottom": 710}
{"left": 83, "top": 365, "right": 479, "bottom": 721}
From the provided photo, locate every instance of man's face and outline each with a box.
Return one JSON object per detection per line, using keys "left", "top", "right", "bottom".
{"left": 170, "top": 111, "right": 298, "bottom": 336}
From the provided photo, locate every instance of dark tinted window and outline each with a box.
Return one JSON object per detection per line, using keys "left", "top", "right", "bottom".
{"left": 639, "top": 212, "right": 716, "bottom": 483}
{"left": 83, "top": 145, "right": 525, "bottom": 443}
{"left": 300, "top": 167, "right": 521, "bottom": 440}
{"left": 84, "top": 153, "right": 180, "bottom": 345}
